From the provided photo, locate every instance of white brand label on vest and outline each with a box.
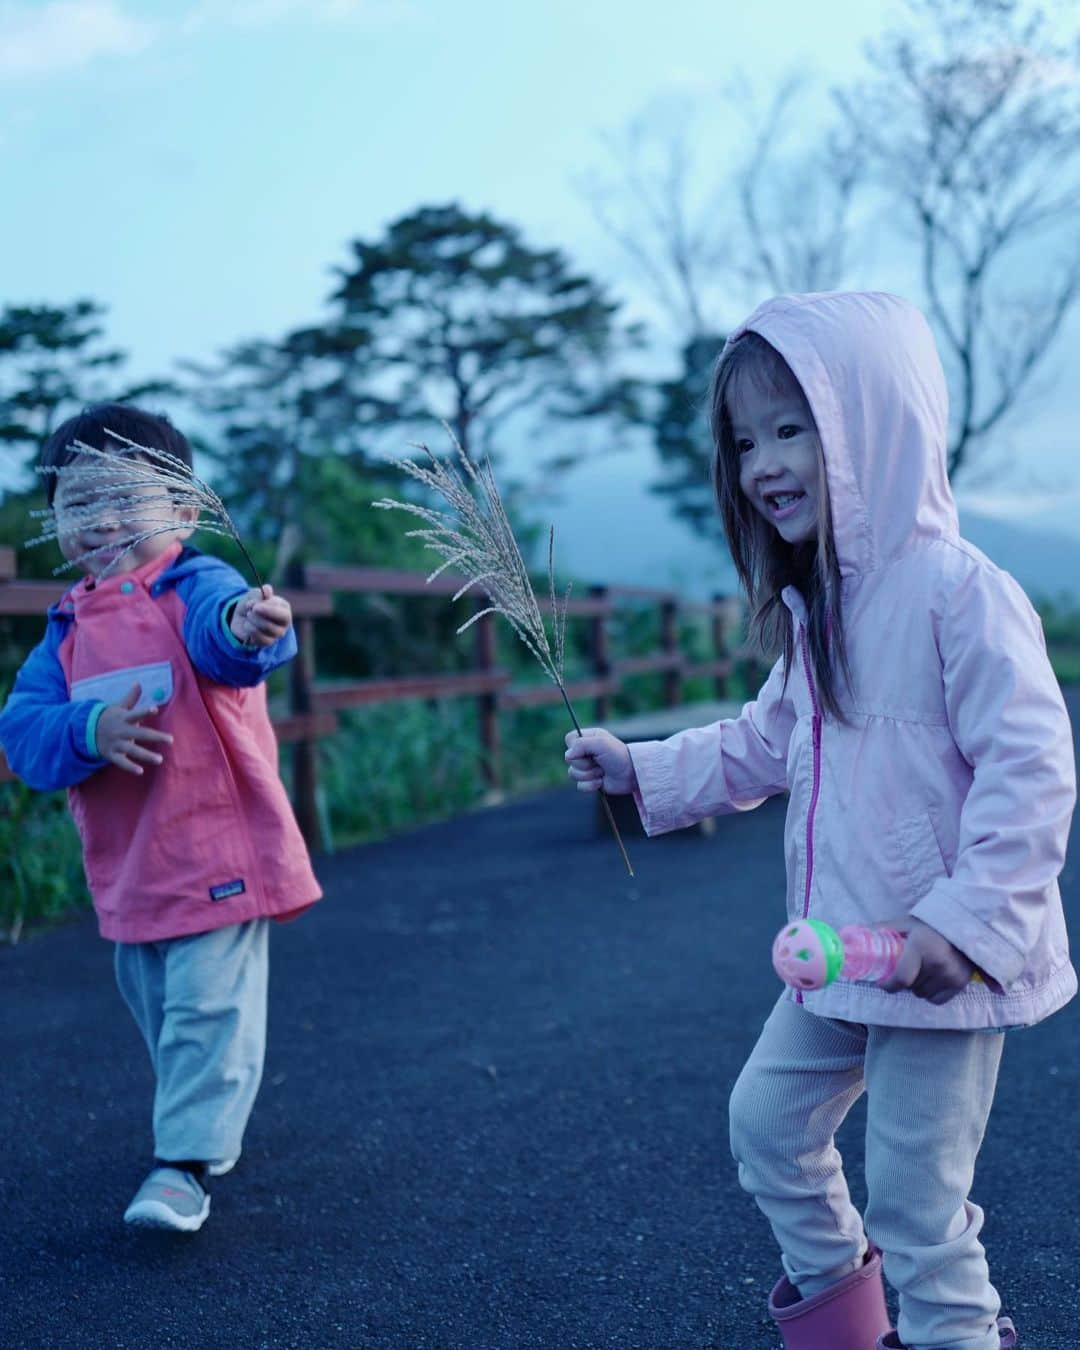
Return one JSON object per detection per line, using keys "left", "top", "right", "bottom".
{"left": 210, "top": 879, "right": 246, "bottom": 901}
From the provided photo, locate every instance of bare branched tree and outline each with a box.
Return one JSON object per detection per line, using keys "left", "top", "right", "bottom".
{"left": 579, "top": 81, "right": 868, "bottom": 540}
{"left": 835, "top": 0, "right": 1080, "bottom": 478}
{"left": 576, "top": 99, "right": 729, "bottom": 341}
{"left": 578, "top": 80, "right": 868, "bottom": 344}
{"left": 737, "top": 74, "right": 869, "bottom": 297}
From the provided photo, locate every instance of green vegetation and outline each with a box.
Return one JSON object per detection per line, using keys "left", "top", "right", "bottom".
{"left": 0, "top": 782, "right": 87, "bottom": 942}
{"left": 1038, "top": 597, "right": 1080, "bottom": 687}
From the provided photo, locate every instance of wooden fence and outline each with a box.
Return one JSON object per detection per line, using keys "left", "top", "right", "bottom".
{"left": 0, "top": 546, "right": 753, "bottom": 851}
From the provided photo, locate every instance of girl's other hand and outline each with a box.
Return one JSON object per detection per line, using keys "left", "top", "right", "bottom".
{"left": 230, "top": 585, "right": 293, "bottom": 647}
{"left": 564, "top": 728, "right": 637, "bottom": 795}
{"left": 95, "top": 683, "right": 174, "bottom": 776}
{"left": 876, "top": 916, "right": 976, "bottom": 1004}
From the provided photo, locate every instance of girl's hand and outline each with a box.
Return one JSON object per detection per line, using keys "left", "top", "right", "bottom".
{"left": 876, "top": 916, "right": 976, "bottom": 1004}
{"left": 564, "top": 728, "right": 638, "bottom": 795}
{"left": 230, "top": 585, "right": 292, "bottom": 647}
{"left": 95, "top": 683, "right": 174, "bottom": 776}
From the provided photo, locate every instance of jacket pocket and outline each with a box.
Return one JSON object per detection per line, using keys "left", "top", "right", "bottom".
{"left": 71, "top": 660, "right": 174, "bottom": 711}
{"left": 892, "top": 811, "right": 949, "bottom": 904}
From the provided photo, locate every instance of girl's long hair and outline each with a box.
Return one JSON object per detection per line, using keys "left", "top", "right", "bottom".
{"left": 708, "top": 331, "right": 852, "bottom": 721}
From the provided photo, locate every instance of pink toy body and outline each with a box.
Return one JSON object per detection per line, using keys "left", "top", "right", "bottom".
{"left": 834, "top": 924, "right": 905, "bottom": 984}
{"left": 772, "top": 919, "right": 905, "bottom": 991}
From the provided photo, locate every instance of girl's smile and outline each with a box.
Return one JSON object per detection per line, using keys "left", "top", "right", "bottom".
{"left": 730, "top": 376, "right": 823, "bottom": 546}
{"left": 763, "top": 489, "right": 808, "bottom": 521}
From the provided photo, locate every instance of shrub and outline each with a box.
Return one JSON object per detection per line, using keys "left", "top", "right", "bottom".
{"left": 0, "top": 782, "right": 88, "bottom": 941}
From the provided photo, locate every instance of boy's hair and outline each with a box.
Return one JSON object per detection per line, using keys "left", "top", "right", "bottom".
{"left": 708, "top": 331, "right": 852, "bottom": 721}
{"left": 39, "top": 403, "right": 193, "bottom": 508}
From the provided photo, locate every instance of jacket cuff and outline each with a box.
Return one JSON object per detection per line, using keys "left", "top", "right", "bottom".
{"left": 911, "top": 884, "right": 1027, "bottom": 989}
{"left": 627, "top": 740, "right": 682, "bottom": 836}
{"left": 85, "top": 702, "right": 108, "bottom": 760}
{"left": 221, "top": 599, "right": 252, "bottom": 649}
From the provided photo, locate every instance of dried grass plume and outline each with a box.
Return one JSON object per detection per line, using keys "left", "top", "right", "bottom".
{"left": 29, "top": 429, "right": 264, "bottom": 587}
{"left": 374, "top": 431, "right": 569, "bottom": 686}
{"left": 374, "top": 427, "right": 633, "bottom": 876}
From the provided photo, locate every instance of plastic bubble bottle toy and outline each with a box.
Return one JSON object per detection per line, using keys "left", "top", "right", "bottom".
{"left": 771, "top": 918, "right": 904, "bottom": 991}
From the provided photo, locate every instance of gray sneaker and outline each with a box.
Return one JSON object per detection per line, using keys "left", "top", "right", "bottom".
{"left": 123, "top": 1167, "right": 210, "bottom": 1232}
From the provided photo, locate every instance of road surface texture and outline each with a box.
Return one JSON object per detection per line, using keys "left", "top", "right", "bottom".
{"left": 3, "top": 693, "right": 1078, "bottom": 1348}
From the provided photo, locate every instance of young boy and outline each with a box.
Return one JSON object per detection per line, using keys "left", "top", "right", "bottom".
{"left": 0, "top": 403, "right": 322, "bottom": 1231}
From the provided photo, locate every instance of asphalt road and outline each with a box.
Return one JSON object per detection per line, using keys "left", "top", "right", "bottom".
{"left": 2, "top": 693, "right": 1078, "bottom": 1349}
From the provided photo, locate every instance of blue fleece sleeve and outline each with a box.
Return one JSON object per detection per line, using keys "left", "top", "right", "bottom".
{"left": 0, "top": 625, "right": 108, "bottom": 790}
{"left": 175, "top": 557, "right": 297, "bottom": 688}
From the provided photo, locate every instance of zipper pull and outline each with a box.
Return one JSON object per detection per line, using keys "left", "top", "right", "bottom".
{"left": 812, "top": 713, "right": 822, "bottom": 748}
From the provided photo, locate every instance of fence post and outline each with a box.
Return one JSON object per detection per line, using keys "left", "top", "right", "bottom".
{"left": 474, "top": 605, "right": 500, "bottom": 788}
{"left": 589, "top": 585, "right": 611, "bottom": 721}
{"left": 288, "top": 560, "right": 323, "bottom": 853}
{"left": 661, "top": 597, "right": 681, "bottom": 707}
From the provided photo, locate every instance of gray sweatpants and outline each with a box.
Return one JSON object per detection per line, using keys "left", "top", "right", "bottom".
{"left": 114, "top": 919, "right": 269, "bottom": 1166}
{"left": 729, "top": 995, "right": 1005, "bottom": 1350}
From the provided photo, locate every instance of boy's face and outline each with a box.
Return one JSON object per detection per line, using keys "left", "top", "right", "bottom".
{"left": 54, "top": 455, "right": 196, "bottom": 578}
{"left": 730, "top": 369, "right": 824, "bottom": 547}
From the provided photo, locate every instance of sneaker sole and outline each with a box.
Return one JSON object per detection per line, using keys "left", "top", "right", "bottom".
{"left": 123, "top": 1196, "right": 210, "bottom": 1232}
{"left": 206, "top": 1157, "right": 238, "bottom": 1178}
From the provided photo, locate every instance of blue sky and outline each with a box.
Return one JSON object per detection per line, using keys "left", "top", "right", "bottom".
{"left": 0, "top": 0, "right": 892, "bottom": 370}
{"left": 3, "top": 0, "right": 1080, "bottom": 561}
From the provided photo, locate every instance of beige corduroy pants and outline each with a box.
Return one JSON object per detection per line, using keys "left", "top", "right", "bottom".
{"left": 729, "top": 995, "right": 1006, "bottom": 1350}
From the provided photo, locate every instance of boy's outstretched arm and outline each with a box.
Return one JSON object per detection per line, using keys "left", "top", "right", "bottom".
{"left": 0, "top": 629, "right": 110, "bottom": 791}
{"left": 176, "top": 557, "right": 298, "bottom": 687}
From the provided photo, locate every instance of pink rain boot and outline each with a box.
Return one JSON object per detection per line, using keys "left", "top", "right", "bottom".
{"left": 876, "top": 1314, "right": 1017, "bottom": 1348}
{"left": 768, "top": 1244, "right": 891, "bottom": 1349}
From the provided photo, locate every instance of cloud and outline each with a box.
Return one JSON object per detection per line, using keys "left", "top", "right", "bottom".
{"left": 181, "top": 0, "right": 415, "bottom": 31}
{"left": 0, "top": 0, "right": 413, "bottom": 80}
{"left": 0, "top": 1, "right": 156, "bottom": 78}
{"left": 957, "top": 490, "right": 1080, "bottom": 521}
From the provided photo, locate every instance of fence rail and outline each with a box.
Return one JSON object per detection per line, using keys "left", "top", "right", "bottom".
{"left": 0, "top": 550, "right": 753, "bottom": 851}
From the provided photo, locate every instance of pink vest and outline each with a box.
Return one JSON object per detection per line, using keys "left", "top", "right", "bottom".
{"left": 57, "top": 544, "right": 322, "bottom": 942}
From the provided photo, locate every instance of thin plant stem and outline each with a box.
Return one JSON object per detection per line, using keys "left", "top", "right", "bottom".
{"left": 556, "top": 682, "right": 635, "bottom": 878}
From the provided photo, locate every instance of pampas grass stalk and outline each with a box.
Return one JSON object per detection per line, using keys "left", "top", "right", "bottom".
{"left": 30, "top": 429, "right": 266, "bottom": 588}
{"left": 374, "top": 428, "right": 634, "bottom": 877}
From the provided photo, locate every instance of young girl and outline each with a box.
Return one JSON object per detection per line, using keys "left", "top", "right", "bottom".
{"left": 565, "top": 292, "right": 1075, "bottom": 1349}
{"left": 0, "top": 403, "right": 322, "bottom": 1232}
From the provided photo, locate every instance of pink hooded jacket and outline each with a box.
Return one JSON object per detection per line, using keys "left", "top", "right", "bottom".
{"left": 628, "top": 291, "right": 1076, "bottom": 1030}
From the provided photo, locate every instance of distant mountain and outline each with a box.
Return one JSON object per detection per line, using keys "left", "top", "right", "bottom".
{"left": 543, "top": 465, "right": 737, "bottom": 601}
{"left": 543, "top": 461, "right": 1080, "bottom": 604}
{"left": 958, "top": 511, "right": 1080, "bottom": 603}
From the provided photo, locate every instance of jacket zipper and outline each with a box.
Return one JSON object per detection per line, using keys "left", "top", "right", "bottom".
{"left": 797, "top": 624, "right": 823, "bottom": 1001}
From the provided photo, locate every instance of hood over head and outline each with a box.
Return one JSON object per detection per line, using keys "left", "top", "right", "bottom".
{"left": 725, "top": 290, "right": 957, "bottom": 576}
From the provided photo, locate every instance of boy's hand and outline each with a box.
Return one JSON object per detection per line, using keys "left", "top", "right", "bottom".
{"left": 877, "top": 916, "right": 976, "bottom": 1004}
{"left": 229, "top": 585, "right": 292, "bottom": 647}
{"left": 564, "top": 728, "right": 638, "bottom": 795}
{"left": 95, "top": 683, "right": 173, "bottom": 776}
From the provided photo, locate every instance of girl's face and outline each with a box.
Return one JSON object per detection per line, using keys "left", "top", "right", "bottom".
{"left": 54, "top": 456, "right": 196, "bottom": 577}
{"left": 729, "top": 373, "right": 824, "bottom": 546}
